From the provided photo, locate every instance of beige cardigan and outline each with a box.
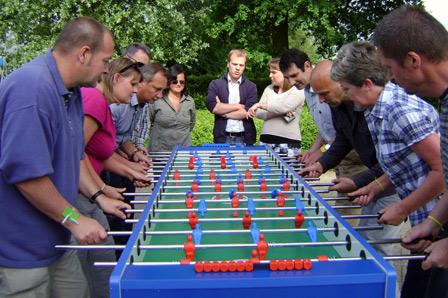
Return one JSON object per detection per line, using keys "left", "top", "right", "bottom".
{"left": 255, "top": 85, "right": 305, "bottom": 141}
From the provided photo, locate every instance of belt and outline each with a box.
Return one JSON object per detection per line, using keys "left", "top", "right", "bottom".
{"left": 226, "top": 131, "right": 244, "bottom": 137}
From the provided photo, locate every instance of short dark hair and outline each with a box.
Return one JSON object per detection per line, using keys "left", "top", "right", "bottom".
{"left": 167, "top": 64, "right": 188, "bottom": 96}
{"left": 53, "top": 17, "right": 111, "bottom": 54}
{"left": 373, "top": 5, "right": 448, "bottom": 64}
{"left": 279, "top": 48, "right": 310, "bottom": 73}
{"left": 122, "top": 43, "right": 151, "bottom": 59}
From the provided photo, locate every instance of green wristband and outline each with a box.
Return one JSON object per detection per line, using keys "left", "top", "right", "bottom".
{"left": 61, "top": 207, "right": 80, "bottom": 225}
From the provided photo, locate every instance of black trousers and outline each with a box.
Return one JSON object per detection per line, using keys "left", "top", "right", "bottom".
{"left": 401, "top": 224, "right": 448, "bottom": 298}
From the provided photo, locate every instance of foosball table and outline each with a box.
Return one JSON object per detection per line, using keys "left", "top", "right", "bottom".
{"left": 109, "top": 145, "right": 396, "bottom": 298}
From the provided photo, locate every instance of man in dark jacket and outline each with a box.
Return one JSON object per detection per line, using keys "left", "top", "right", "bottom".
{"left": 206, "top": 49, "right": 258, "bottom": 145}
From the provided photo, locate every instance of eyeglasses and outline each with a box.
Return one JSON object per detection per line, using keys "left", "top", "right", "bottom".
{"left": 171, "top": 80, "right": 185, "bottom": 85}
{"left": 118, "top": 62, "right": 144, "bottom": 74}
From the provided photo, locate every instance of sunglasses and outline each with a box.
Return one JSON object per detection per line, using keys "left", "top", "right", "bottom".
{"left": 171, "top": 80, "right": 185, "bottom": 85}
{"left": 118, "top": 62, "right": 144, "bottom": 74}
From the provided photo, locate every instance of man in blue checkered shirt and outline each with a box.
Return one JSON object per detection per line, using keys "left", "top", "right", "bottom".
{"left": 332, "top": 40, "right": 445, "bottom": 298}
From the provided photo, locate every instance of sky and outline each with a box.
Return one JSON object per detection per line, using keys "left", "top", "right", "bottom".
{"left": 424, "top": 0, "right": 448, "bottom": 29}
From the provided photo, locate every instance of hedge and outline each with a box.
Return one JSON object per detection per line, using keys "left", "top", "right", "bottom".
{"left": 191, "top": 106, "right": 318, "bottom": 151}
{"left": 188, "top": 75, "right": 271, "bottom": 99}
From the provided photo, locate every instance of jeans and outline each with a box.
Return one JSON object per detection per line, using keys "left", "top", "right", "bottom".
{"left": 73, "top": 193, "right": 116, "bottom": 298}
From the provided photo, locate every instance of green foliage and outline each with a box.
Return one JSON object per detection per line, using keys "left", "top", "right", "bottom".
{"left": 188, "top": 74, "right": 218, "bottom": 96}
{"left": 191, "top": 94, "right": 207, "bottom": 110}
{"left": 188, "top": 75, "right": 270, "bottom": 107}
{"left": 0, "top": 0, "right": 211, "bottom": 70}
{"left": 191, "top": 110, "right": 215, "bottom": 145}
{"left": 191, "top": 106, "right": 318, "bottom": 151}
{"left": 1, "top": 0, "right": 423, "bottom": 76}
{"left": 299, "top": 105, "right": 319, "bottom": 150}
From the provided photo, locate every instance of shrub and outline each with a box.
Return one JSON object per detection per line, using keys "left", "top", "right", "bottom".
{"left": 188, "top": 75, "right": 271, "bottom": 99}
{"left": 191, "top": 106, "right": 318, "bottom": 151}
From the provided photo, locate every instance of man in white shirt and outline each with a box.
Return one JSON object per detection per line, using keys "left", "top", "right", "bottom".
{"left": 206, "top": 49, "right": 258, "bottom": 145}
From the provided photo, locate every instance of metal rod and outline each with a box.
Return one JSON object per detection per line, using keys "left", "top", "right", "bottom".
{"left": 124, "top": 214, "right": 378, "bottom": 224}
{"left": 162, "top": 178, "right": 322, "bottom": 184}
{"left": 130, "top": 196, "right": 351, "bottom": 204}
{"left": 125, "top": 190, "right": 328, "bottom": 197}
{"left": 161, "top": 183, "right": 328, "bottom": 190}
{"left": 57, "top": 238, "right": 410, "bottom": 252}
{"left": 125, "top": 204, "right": 361, "bottom": 214}
{"left": 384, "top": 255, "right": 426, "bottom": 261}
{"left": 57, "top": 240, "right": 349, "bottom": 250}
{"left": 106, "top": 224, "right": 382, "bottom": 236}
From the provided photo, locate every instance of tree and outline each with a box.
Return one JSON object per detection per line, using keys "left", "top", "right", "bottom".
{"left": 0, "top": 0, "right": 211, "bottom": 71}
{"left": 0, "top": 0, "right": 423, "bottom": 75}
{"left": 191, "top": 0, "right": 423, "bottom": 75}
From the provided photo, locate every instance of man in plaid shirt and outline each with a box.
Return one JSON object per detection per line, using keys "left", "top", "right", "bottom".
{"left": 371, "top": 6, "right": 448, "bottom": 296}
{"left": 332, "top": 41, "right": 445, "bottom": 298}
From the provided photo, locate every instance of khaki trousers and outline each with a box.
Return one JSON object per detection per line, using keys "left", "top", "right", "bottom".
{"left": 0, "top": 250, "right": 88, "bottom": 298}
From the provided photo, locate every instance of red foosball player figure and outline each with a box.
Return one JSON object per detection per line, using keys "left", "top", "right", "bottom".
{"left": 294, "top": 210, "right": 305, "bottom": 228}
{"left": 260, "top": 181, "right": 267, "bottom": 199}
{"left": 209, "top": 169, "right": 216, "bottom": 180}
{"left": 231, "top": 195, "right": 239, "bottom": 208}
{"left": 185, "top": 197, "right": 194, "bottom": 209}
{"left": 276, "top": 193, "right": 286, "bottom": 216}
{"left": 184, "top": 234, "right": 196, "bottom": 261}
{"left": 242, "top": 211, "right": 252, "bottom": 229}
{"left": 191, "top": 182, "right": 199, "bottom": 193}
{"left": 188, "top": 212, "right": 199, "bottom": 229}
{"left": 214, "top": 182, "right": 222, "bottom": 199}
{"left": 283, "top": 180, "right": 291, "bottom": 198}
{"left": 237, "top": 183, "right": 244, "bottom": 199}
{"left": 257, "top": 233, "right": 269, "bottom": 260}
{"left": 245, "top": 169, "right": 252, "bottom": 180}
{"left": 250, "top": 249, "right": 260, "bottom": 263}
{"left": 174, "top": 169, "right": 181, "bottom": 180}
{"left": 221, "top": 161, "right": 226, "bottom": 169}
{"left": 276, "top": 193, "right": 285, "bottom": 207}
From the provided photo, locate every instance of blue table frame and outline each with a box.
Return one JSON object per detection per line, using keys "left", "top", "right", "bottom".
{"left": 110, "top": 145, "right": 396, "bottom": 298}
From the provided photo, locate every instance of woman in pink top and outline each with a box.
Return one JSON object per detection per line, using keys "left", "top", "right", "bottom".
{"left": 76, "top": 57, "right": 150, "bottom": 298}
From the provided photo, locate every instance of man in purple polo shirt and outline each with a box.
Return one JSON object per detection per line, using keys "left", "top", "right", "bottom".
{"left": 0, "top": 17, "right": 114, "bottom": 297}
{"left": 206, "top": 49, "right": 258, "bottom": 145}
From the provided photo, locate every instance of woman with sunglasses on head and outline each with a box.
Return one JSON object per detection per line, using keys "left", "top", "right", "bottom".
{"left": 147, "top": 64, "right": 196, "bottom": 152}
{"left": 248, "top": 58, "right": 305, "bottom": 155}
{"left": 76, "top": 57, "right": 151, "bottom": 298}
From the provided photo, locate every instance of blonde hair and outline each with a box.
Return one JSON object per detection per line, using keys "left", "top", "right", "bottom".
{"left": 227, "top": 49, "right": 248, "bottom": 62}
{"left": 100, "top": 57, "right": 142, "bottom": 103}
{"left": 268, "top": 57, "right": 291, "bottom": 92}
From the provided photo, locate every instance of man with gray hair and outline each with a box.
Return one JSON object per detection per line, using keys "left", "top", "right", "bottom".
{"left": 332, "top": 40, "right": 445, "bottom": 298}
{"left": 122, "top": 42, "right": 151, "bottom": 64}
{"left": 299, "top": 60, "right": 401, "bottom": 256}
